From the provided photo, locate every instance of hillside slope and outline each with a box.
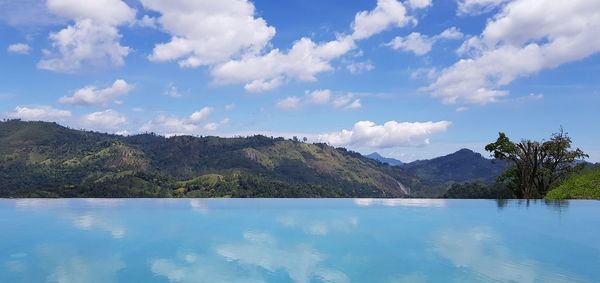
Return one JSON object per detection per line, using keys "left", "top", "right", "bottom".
{"left": 546, "top": 166, "right": 600, "bottom": 200}
{"left": 0, "top": 120, "right": 413, "bottom": 197}
{"left": 402, "top": 148, "right": 507, "bottom": 196}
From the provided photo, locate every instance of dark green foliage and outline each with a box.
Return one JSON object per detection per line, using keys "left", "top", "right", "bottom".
{"left": 443, "top": 182, "right": 511, "bottom": 199}
{"left": 401, "top": 148, "right": 507, "bottom": 196}
{"left": 486, "top": 129, "right": 588, "bottom": 198}
{"left": 0, "top": 120, "right": 412, "bottom": 198}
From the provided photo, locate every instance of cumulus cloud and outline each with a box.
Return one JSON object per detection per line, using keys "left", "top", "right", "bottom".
{"left": 4, "top": 106, "right": 72, "bottom": 122}
{"left": 139, "top": 107, "right": 217, "bottom": 136}
{"left": 435, "top": 228, "right": 581, "bottom": 282}
{"left": 427, "top": 0, "right": 600, "bottom": 105}
{"left": 351, "top": 0, "right": 415, "bottom": 40}
{"left": 7, "top": 43, "right": 31, "bottom": 54}
{"left": 457, "top": 0, "right": 509, "bottom": 16}
{"left": 189, "top": 107, "right": 214, "bottom": 123}
{"left": 387, "top": 27, "right": 463, "bottom": 56}
{"left": 407, "top": 0, "right": 432, "bottom": 9}
{"left": 318, "top": 120, "right": 451, "bottom": 148}
{"left": 276, "top": 90, "right": 362, "bottom": 111}
{"left": 306, "top": 89, "right": 332, "bottom": 105}
{"left": 211, "top": 0, "right": 422, "bottom": 92}
{"left": 332, "top": 94, "right": 362, "bottom": 110}
{"left": 80, "top": 109, "right": 127, "bottom": 132}
{"left": 216, "top": 231, "right": 349, "bottom": 283}
{"left": 212, "top": 36, "right": 356, "bottom": 92}
{"left": 38, "top": 0, "right": 135, "bottom": 72}
{"left": 275, "top": 96, "right": 301, "bottom": 110}
{"left": 140, "top": 0, "right": 275, "bottom": 68}
{"left": 59, "top": 79, "right": 133, "bottom": 107}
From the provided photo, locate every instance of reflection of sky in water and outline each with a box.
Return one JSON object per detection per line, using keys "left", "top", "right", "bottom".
{"left": 1, "top": 199, "right": 599, "bottom": 282}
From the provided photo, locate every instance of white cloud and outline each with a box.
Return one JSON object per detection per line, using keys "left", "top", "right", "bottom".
{"left": 438, "top": 27, "right": 464, "bottom": 40}
{"left": 457, "top": 0, "right": 509, "bottom": 16}
{"left": 388, "top": 32, "right": 433, "bottom": 55}
{"left": 139, "top": 107, "right": 216, "bottom": 136}
{"left": 387, "top": 27, "right": 463, "bottom": 56}
{"left": 354, "top": 198, "right": 446, "bottom": 207}
{"left": 345, "top": 60, "right": 374, "bottom": 74}
{"left": 81, "top": 109, "right": 127, "bottom": 132}
{"left": 305, "top": 89, "right": 332, "bottom": 105}
{"left": 140, "top": 115, "right": 198, "bottom": 136}
{"left": 165, "top": 83, "right": 182, "bottom": 97}
{"left": 244, "top": 76, "right": 282, "bottom": 93}
{"left": 427, "top": 0, "right": 600, "bottom": 105}
{"left": 47, "top": 0, "right": 135, "bottom": 25}
{"left": 276, "top": 96, "right": 301, "bottom": 110}
{"left": 59, "top": 79, "right": 133, "bottom": 107}
{"left": 38, "top": 19, "right": 131, "bottom": 72}
{"left": 216, "top": 231, "right": 349, "bottom": 283}
{"left": 141, "top": 0, "right": 275, "bottom": 68}
{"left": 435, "top": 228, "right": 580, "bottom": 282}
{"left": 410, "top": 67, "right": 439, "bottom": 80}
{"left": 318, "top": 120, "right": 451, "bottom": 148}
{"left": 407, "top": 0, "right": 432, "bottom": 9}
{"left": 4, "top": 106, "right": 72, "bottom": 122}
{"left": 203, "top": 118, "right": 229, "bottom": 131}
{"left": 351, "top": 0, "right": 415, "bottom": 40}
{"left": 0, "top": 0, "right": 64, "bottom": 27}
{"left": 345, "top": 99, "right": 362, "bottom": 110}
{"left": 224, "top": 104, "right": 236, "bottom": 111}
{"left": 332, "top": 94, "right": 362, "bottom": 110}
{"left": 277, "top": 90, "right": 362, "bottom": 111}
{"left": 7, "top": 43, "right": 31, "bottom": 54}
{"left": 212, "top": 36, "right": 356, "bottom": 92}
{"left": 38, "top": 0, "right": 135, "bottom": 72}
{"left": 211, "top": 0, "right": 425, "bottom": 92}
{"left": 136, "top": 15, "right": 158, "bottom": 28}
{"left": 189, "top": 107, "right": 214, "bottom": 123}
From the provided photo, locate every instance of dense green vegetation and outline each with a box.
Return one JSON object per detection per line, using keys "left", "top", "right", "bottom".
{"left": 12, "top": 120, "right": 591, "bottom": 199}
{"left": 1, "top": 120, "right": 418, "bottom": 198}
{"left": 486, "top": 129, "right": 588, "bottom": 199}
{"left": 546, "top": 166, "right": 600, "bottom": 200}
{"left": 401, "top": 148, "right": 507, "bottom": 197}
{"left": 442, "top": 182, "right": 512, "bottom": 199}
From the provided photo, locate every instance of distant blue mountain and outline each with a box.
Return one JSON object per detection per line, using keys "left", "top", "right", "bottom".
{"left": 366, "top": 152, "right": 404, "bottom": 166}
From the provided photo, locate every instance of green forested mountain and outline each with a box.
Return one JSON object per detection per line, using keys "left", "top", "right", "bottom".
{"left": 0, "top": 120, "right": 420, "bottom": 198}
{"left": 401, "top": 148, "right": 508, "bottom": 196}
{"left": 0, "top": 120, "right": 511, "bottom": 198}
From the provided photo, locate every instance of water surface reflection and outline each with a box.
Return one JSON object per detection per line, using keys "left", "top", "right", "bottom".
{"left": 1, "top": 199, "right": 598, "bottom": 282}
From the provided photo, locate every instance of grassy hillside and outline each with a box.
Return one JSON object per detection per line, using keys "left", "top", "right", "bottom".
{"left": 545, "top": 167, "right": 600, "bottom": 200}
{"left": 0, "top": 120, "right": 414, "bottom": 198}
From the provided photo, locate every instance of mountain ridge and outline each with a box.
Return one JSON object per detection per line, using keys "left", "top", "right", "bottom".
{"left": 0, "top": 120, "right": 506, "bottom": 198}
{"left": 365, "top": 152, "right": 404, "bottom": 166}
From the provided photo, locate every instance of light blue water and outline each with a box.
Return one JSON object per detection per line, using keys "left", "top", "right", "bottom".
{"left": 0, "top": 199, "right": 599, "bottom": 283}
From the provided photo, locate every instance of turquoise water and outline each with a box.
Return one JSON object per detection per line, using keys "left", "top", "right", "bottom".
{"left": 1, "top": 199, "right": 599, "bottom": 282}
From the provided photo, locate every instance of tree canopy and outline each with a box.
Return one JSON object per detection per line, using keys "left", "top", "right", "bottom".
{"left": 485, "top": 128, "right": 587, "bottom": 198}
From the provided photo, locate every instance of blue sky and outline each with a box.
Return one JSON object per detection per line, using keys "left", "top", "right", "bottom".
{"left": 1, "top": 0, "right": 599, "bottom": 162}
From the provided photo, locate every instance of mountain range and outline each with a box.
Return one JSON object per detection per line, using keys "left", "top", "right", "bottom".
{"left": 0, "top": 120, "right": 507, "bottom": 198}
{"left": 365, "top": 152, "right": 404, "bottom": 166}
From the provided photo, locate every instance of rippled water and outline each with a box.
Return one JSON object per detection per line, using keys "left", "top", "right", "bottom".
{"left": 1, "top": 199, "right": 599, "bottom": 282}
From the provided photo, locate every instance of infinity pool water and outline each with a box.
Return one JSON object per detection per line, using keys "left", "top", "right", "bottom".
{"left": 1, "top": 199, "right": 598, "bottom": 282}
